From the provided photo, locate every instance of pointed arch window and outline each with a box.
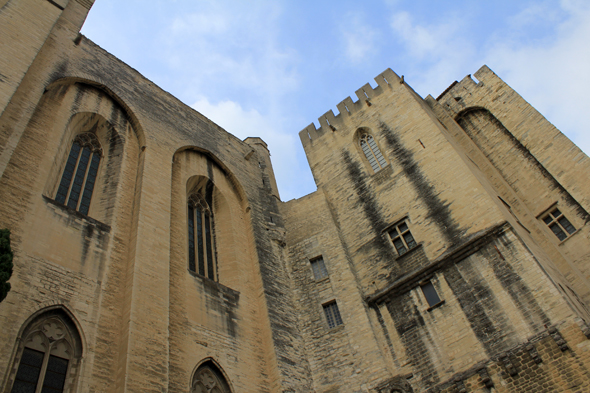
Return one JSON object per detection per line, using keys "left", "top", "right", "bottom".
{"left": 55, "top": 132, "right": 102, "bottom": 215}
{"left": 359, "top": 134, "right": 387, "bottom": 172}
{"left": 191, "top": 361, "right": 232, "bottom": 393}
{"left": 188, "top": 193, "right": 217, "bottom": 280}
{"left": 9, "top": 310, "right": 82, "bottom": 393}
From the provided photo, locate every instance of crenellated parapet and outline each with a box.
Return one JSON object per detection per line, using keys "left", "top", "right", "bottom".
{"left": 298, "top": 68, "right": 403, "bottom": 147}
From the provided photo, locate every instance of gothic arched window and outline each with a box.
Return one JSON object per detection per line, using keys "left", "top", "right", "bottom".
{"left": 191, "top": 361, "right": 232, "bottom": 393}
{"left": 188, "top": 193, "right": 217, "bottom": 280}
{"left": 9, "top": 310, "right": 82, "bottom": 393}
{"left": 359, "top": 134, "right": 387, "bottom": 172}
{"left": 55, "top": 132, "right": 102, "bottom": 215}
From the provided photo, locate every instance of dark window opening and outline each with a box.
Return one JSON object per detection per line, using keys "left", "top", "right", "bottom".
{"left": 323, "top": 301, "right": 343, "bottom": 329}
{"left": 421, "top": 281, "right": 442, "bottom": 307}
{"left": 359, "top": 133, "right": 387, "bottom": 172}
{"left": 389, "top": 221, "right": 417, "bottom": 256}
{"left": 55, "top": 133, "right": 102, "bottom": 215}
{"left": 542, "top": 207, "right": 576, "bottom": 241}
{"left": 310, "top": 256, "right": 328, "bottom": 280}
{"left": 188, "top": 193, "right": 217, "bottom": 280}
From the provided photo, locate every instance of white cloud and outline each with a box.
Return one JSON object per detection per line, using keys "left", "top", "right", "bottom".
{"left": 341, "top": 14, "right": 378, "bottom": 64}
{"left": 191, "top": 97, "right": 308, "bottom": 200}
{"left": 160, "top": 1, "right": 300, "bottom": 110}
{"left": 484, "top": 0, "right": 590, "bottom": 154}
{"left": 388, "top": 11, "right": 476, "bottom": 96}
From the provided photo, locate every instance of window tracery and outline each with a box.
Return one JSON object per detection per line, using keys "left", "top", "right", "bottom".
{"left": 10, "top": 312, "right": 82, "bottom": 393}
{"left": 188, "top": 193, "right": 217, "bottom": 280}
{"left": 359, "top": 133, "right": 387, "bottom": 172}
{"left": 191, "top": 362, "right": 231, "bottom": 393}
{"left": 55, "top": 132, "right": 102, "bottom": 215}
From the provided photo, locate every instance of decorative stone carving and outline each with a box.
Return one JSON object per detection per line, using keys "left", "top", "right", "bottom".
{"left": 375, "top": 375, "right": 414, "bottom": 393}
{"left": 191, "top": 364, "right": 231, "bottom": 393}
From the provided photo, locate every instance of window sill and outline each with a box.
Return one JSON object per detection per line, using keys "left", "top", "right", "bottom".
{"left": 43, "top": 195, "right": 111, "bottom": 232}
{"left": 314, "top": 276, "right": 330, "bottom": 284}
{"left": 426, "top": 300, "right": 445, "bottom": 312}
{"left": 326, "top": 324, "right": 345, "bottom": 333}
{"left": 187, "top": 269, "right": 240, "bottom": 298}
{"left": 557, "top": 228, "right": 582, "bottom": 245}
{"left": 394, "top": 243, "right": 423, "bottom": 261}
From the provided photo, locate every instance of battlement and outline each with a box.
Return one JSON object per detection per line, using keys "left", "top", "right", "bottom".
{"left": 298, "top": 68, "right": 403, "bottom": 146}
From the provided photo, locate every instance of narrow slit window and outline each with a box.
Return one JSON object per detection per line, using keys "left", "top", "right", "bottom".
{"left": 310, "top": 256, "right": 328, "bottom": 280}
{"left": 323, "top": 301, "right": 343, "bottom": 329}
{"left": 359, "top": 134, "right": 387, "bottom": 172}
{"left": 188, "top": 193, "right": 217, "bottom": 280}
{"left": 542, "top": 207, "right": 576, "bottom": 241}
{"left": 421, "top": 281, "right": 442, "bottom": 307}
{"left": 55, "top": 133, "right": 102, "bottom": 215}
{"left": 389, "top": 220, "right": 417, "bottom": 256}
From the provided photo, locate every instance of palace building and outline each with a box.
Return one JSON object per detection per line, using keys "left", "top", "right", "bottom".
{"left": 1, "top": 1, "right": 590, "bottom": 392}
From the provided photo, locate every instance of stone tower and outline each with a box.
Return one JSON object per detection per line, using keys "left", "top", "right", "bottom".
{"left": 1, "top": 1, "right": 590, "bottom": 392}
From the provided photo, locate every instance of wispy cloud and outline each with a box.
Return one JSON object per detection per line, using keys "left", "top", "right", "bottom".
{"left": 191, "top": 97, "right": 306, "bottom": 200}
{"left": 484, "top": 0, "right": 590, "bottom": 153}
{"left": 388, "top": 10, "right": 476, "bottom": 95}
{"left": 340, "top": 13, "right": 378, "bottom": 64}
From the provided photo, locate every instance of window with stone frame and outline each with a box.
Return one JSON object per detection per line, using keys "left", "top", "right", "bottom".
{"left": 188, "top": 193, "right": 217, "bottom": 280}
{"left": 54, "top": 132, "right": 102, "bottom": 215}
{"left": 310, "top": 256, "right": 328, "bottom": 280}
{"left": 541, "top": 207, "right": 576, "bottom": 241}
{"left": 9, "top": 310, "right": 82, "bottom": 393}
{"left": 191, "top": 361, "right": 232, "bottom": 393}
{"left": 388, "top": 220, "right": 417, "bottom": 256}
{"left": 359, "top": 133, "right": 387, "bottom": 172}
{"left": 420, "top": 280, "right": 442, "bottom": 308}
{"left": 322, "top": 301, "right": 343, "bottom": 329}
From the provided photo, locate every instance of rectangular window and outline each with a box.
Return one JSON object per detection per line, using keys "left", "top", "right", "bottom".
{"left": 322, "top": 301, "right": 343, "bottom": 329}
{"left": 421, "top": 281, "right": 442, "bottom": 307}
{"left": 310, "top": 256, "right": 328, "bottom": 280}
{"left": 542, "top": 208, "right": 576, "bottom": 241}
{"left": 389, "top": 221, "right": 417, "bottom": 256}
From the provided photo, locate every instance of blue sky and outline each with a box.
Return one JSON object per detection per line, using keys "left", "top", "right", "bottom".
{"left": 81, "top": 0, "right": 590, "bottom": 201}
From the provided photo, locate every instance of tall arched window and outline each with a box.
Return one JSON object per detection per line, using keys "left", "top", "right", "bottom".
{"left": 191, "top": 360, "right": 232, "bottom": 393}
{"left": 9, "top": 309, "right": 82, "bottom": 393}
{"left": 188, "top": 193, "right": 217, "bottom": 280}
{"left": 55, "top": 132, "right": 102, "bottom": 215}
{"left": 359, "top": 133, "right": 387, "bottom": 172}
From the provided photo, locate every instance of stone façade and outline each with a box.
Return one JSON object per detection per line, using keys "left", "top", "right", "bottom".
{"left": 1, "top": 1, "right": 590, "bottom": 392}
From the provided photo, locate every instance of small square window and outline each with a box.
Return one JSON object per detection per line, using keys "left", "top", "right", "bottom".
{"left": 421, "top": 281, "right": 442, "bottom": 307}
{"left": 310, "top": 256, "right": 329, "bottom": 280}
{"left": 542, "top": 207, "right": 576, "bottom": 241}
{"left": 389, "top": 220, "right": 417, "bottom": 256}
{"left": 322, "top": 301, "right": 343, "bottom": 329}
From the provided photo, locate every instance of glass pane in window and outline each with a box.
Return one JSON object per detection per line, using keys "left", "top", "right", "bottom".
{"left": 78, "top": 153, "right": 101, "bottom": 215}
{"left": 403, "top": 232, "right": 417, "bottom": 249}
{"left": 542, "top": 215, "right": 553, "bottom": 224}
{"left": 549, "top": 223, "right": 567, "bottom": 241}
{"left": 393, "top": 238, "right": 407, "bottom": 255}
{"left": 421, "top": 281, "right": 441, "bottom": 307}
{"left": 196, "top": 208, "right": 205, "bottom": 276}
{"left": 188, "top": 205, "right": 196, "bottom": 272}
{"left": 311, "top": 257, "right": 328, "bottom": 280}
{"left": 205, "top": 213, "right": 214, "bottom": 280}
{"left": 368, "top": 136, "right": 387, "bottom": 168}
{"left": 55, "top": 142, "right": 81, "bottom": 205}
{"left": 398, "top": 223, "right": 408, "bottom": 233}
{"left": 67, "top": 147, "right": 91, "bottom": 209}
{"left": 41, "top": 356, "right": 68, "bottom": 392}
{"left": 552, "top": 209, "right": 562, "bottom": 218}
{"left": 323, "top": 302, "right": 343, "bottom": 329}
{"left": 558, "top": 216, "right": 576, "bottom": 235}
{"left": 12, "top": 348, "right": 44, "bottom": 393}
